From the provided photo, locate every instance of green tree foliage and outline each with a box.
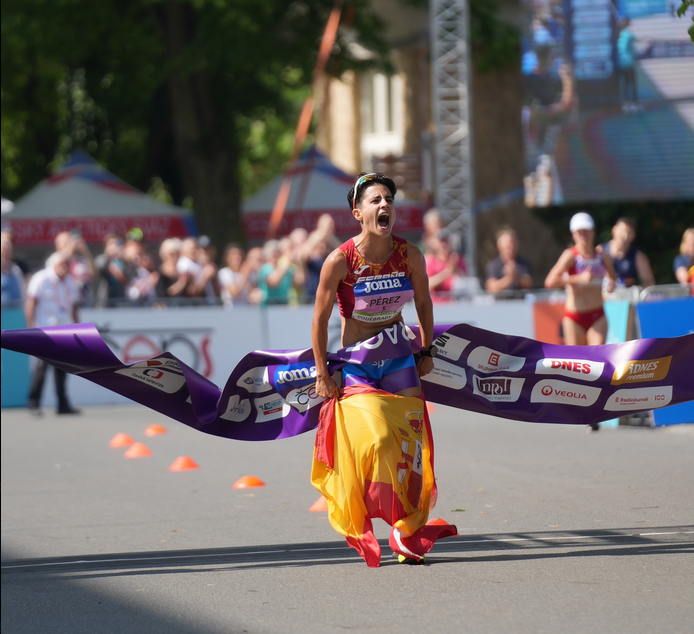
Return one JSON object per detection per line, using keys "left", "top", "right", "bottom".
{"left": 469, "top": 0, "right": 520, "bottom": 73}
{"left": 402, "top": 0, "right": 521, "bottom": 73}
{"left": 1, "top": 1, "right": 161, "bottom": 193}
{"left": 676, "top": 0, "right": 694, "bottom": 40}
{"left": 1, "top": 0, "right": 389, "bottom": 248}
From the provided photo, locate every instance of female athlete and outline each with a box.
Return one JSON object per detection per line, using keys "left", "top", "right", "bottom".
{"left": 545, "top": 212, "right": 616, "bottom": 346}
{"left": 310, "top": 172, "right": 456, "bottom": 567}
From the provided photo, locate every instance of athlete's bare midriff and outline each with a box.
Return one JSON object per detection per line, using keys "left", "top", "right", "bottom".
{"left": 564, "top": 283, "right": 604, "bottom": 313}
{"left": 341, "top": 314, "right": 404, "bottom": 348}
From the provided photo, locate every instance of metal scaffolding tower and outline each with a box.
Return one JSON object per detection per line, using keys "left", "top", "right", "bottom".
{"left": 430, "top": 0, "right": 475, "bottom": 275}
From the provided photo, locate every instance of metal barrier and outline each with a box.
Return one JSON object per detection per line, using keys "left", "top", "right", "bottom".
{"left": 639, "top": 283, "right": 693, "bottom": 302}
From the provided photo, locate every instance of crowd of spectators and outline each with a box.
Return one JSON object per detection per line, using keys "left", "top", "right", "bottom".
{"left": 0, "top": 215, "right": 341, "bottom": 308}
{"left": 2, "top": 214, "right": 692, "bottom": 310}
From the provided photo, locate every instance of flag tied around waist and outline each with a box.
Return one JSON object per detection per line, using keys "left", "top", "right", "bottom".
{"left": 1, "top": 322, "right": 692, "bottom": 439}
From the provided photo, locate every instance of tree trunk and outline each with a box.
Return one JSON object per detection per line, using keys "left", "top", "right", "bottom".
{"left": 160, "top": 1, "right": 243, "bottom": 251}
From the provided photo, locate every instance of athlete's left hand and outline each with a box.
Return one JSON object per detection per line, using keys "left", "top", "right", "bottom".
{"left": 416, "top": 355, "right": 434, "bottom": 378}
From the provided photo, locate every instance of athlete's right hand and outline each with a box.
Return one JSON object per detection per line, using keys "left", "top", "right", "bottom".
{"left": 576, "top": 267, "right": 593, "bottom": 285}
{"left": 315, "top": 374, "right": 338, "bottom": 399}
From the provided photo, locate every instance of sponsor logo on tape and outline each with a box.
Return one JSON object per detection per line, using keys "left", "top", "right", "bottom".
{"left": 285, "top": 382, "right": 326, "bottom": 413}
{"left": 344, "top": 322, "right": 414, "bottom": 353}
{"left": 611, "top": 356, "right": 672, "bottom": 385}
{"left": 535, "top": 358, "right": 604, "bottom": 382}
{"left": 472, "top": 375, "right": 525, "bottom": 402}
{"left": 254, "top": 393, "right": 291, "bottom": 423}
{"left": 237, "top": 367, "right": 271, "bottom": 393}
{"left": 219, "top": 394, "right": 252, "bottom": 422}
{"left": 604, "top": 386, "right": 673, "bottom": 411}
{"left": 130, "top": 357, "right": 182, "bottom": 372}
{"left": 467, "top": 347, "right": 525, "bottom": 374}
{"left": 115, "top": 364, "right": 186, "bottom": 393}
{"left": 433, "top": 333, "right": 470, "bottom": 362}
{"left": 421, "top": 358, "right": 467, "bottom": 390}
{"left": 530, "top": 379, "right": 601, "bottom": 407}
{"left": 274, "top": 362, "right": 317, "bottom": 387}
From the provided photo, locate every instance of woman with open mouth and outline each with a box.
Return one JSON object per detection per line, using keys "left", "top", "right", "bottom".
{"left": 310, "top": 172, "right": 457, "bottom": 567}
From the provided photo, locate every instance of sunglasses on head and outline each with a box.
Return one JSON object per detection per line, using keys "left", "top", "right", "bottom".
{"left": 352, "top": 173, "right": 378, "bottom": 208}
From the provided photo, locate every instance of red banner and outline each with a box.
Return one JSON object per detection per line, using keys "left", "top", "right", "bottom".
{"left": 7, "top": 216, "right": 192, "bottom": 245}
{"left": 244, "top": 206, "right": 423, "bottom": 240}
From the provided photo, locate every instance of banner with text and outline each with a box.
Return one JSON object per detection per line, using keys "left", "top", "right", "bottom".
{"left": 2, "top": 322, "right": 692, "bottom": 439}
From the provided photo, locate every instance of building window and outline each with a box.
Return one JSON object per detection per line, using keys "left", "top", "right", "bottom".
{"left": 361, "top": 72, "right": 404, "bottom": 167}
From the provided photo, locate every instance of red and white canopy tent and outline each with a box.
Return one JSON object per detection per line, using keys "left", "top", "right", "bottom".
{"left": 3, "top": 151, "right": 196, "bottom": 246}
{"left": 242, "top": 146, "right": 424, "bottom": 241}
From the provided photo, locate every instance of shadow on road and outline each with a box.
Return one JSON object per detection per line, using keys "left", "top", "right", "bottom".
{"left": 3, "top": 525, "right": 692, "bottom": 577}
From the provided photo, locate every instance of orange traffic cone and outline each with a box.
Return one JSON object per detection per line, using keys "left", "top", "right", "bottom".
{"left": 309, "top": 496, "right": 329, "bottom": 512}
{"left": 233, "top": 475, "right": 266, "bottom": 489}
{"left": 426, "top": 517, "right": 449, "bottom": 526}
{"left": 144, "top": 424, "right": 168, "bottom": 437}
{"left": 169, "top": 456, "right": 199, "bottom": 471}
{"left": 124, "top": 442, "right": 152, "bottom": 458}
{"left": 109, "top": 433, "right": 134, "bottom": 448}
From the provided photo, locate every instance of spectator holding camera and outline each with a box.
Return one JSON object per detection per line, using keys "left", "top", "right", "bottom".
{"left": 55, "top": 230, "right": 95, "bottom": 299}
{"left": 425, "top": 229, "right": 468, "bottom": 302}
{"left": 218, "top": 243, "right": 263, "bottom": 307}
{"left": 258, "top": 239, "right": 305, "bottom": 306}
{"left": 157, "top": 238, "right": 187, "bottom": 298}
{"left": 95, "top": 233, "right": 131, "bottom": 304}
{"left": 177, "top": 237, "right": 217, "bottom": 300}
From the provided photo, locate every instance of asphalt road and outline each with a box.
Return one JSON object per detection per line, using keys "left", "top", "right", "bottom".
{"left": 2, "top": 404, "right": 693, "bottom": 634}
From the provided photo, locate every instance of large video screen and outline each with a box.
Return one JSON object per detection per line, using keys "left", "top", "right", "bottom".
{"left": 521, "top": 0, "right": 694, "bottom": 207}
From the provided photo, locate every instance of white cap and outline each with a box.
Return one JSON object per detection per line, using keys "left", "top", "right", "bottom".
{"left": 570, "top": 212, "right": 595, "bottom": 233}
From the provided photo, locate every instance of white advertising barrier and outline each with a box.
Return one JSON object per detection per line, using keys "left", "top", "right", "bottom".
{"left": 401, "top": 298, "right": 535, "bottom": 339}
{"left": 39, "top": 300, "right": 534, "bottom": 408}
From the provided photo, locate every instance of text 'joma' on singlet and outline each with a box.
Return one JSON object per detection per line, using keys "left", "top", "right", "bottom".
{"left": 337, "top": 236, "right": 415, "bottom": 323}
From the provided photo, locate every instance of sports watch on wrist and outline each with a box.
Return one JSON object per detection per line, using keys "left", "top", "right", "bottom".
{"left": 419, "top": 344, "right": 438, "bottom": 358}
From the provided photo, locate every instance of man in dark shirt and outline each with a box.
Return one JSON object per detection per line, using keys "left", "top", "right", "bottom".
{"left": 601, "top": 217, "right": 654, "bottom": 289}
{"left": 485, "top": 228, "right": 534, "bottom": 294}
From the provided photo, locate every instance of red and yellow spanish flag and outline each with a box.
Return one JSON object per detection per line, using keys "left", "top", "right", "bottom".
{"left": 312, "top": 386, "right": 457, "bottom": 567}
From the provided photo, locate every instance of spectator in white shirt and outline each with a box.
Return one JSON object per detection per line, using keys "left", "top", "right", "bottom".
{"left": 218, "top": 243, "right": 263, "bottom": 307}
{"left": 25, "top": 252, "right": 81, "bottom": 415}
{"left": 177, "top": 237, "right": 203, "bottom": 295}
{"left": 177, "top": 236, "right": 217, "bottom": 301}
